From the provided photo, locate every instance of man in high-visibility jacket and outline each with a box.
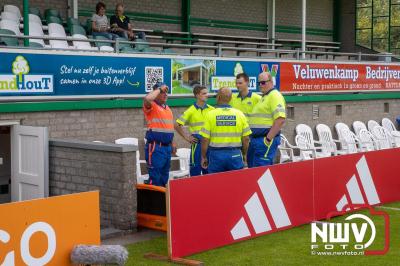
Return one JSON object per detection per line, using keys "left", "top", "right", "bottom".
{"left": 229, "top": 72, "right": 261, "bottom": 167}
{"left": 175, "top": 85, "right": 214, "bottom": 176}
{"left": 200, "top": 87, "right": 252, "bottom": 173}
{"left": 248, "top": 72, "right": 286, "bottom": 167}
{"left": 229, "top": 73, "right": 261, "bottom": 117}
{"left": 143, "top": 82, "right": 174, "bottom": 186}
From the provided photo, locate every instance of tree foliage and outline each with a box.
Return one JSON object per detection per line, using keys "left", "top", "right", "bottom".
{"left": 356, "top": 0, "right": 400, "bottom": 53}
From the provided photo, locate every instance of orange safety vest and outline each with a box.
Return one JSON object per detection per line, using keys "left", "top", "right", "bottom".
{"left": 143, "top": 101, "right": 174, "bottom": 144}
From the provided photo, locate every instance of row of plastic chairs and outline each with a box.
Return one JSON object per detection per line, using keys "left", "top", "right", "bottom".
{"left": 1, "top": 5, "right": 113, "bottom": 51}
{"left": 0, "top": 6, "right": 169, "bottom": 53}
{"left": 0, "top": 16, "right": 48, "bottom": 48}
{"left": 114, "top": 137, "right": 190, "bottom": 184}
{"left": 0, "top": 17, "right": 159, "bottom": 52}
{"left": 0, "top": 17, "right": 112, "bottom": 51}
{"left": 1, "top": 9, "right": 81, "bottom": 31}
{"left": 278, "top": 118, "right": 400, "bottom": 163}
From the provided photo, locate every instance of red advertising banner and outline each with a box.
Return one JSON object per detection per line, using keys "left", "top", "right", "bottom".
{"left": 280, "top": 62, "right": 400, "bottom": 93}
{"left": 168, "top": 148, "right": 400, "bottom": 258}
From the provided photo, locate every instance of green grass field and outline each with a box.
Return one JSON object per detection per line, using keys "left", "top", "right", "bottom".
{"left": 125, "top": 201, "right": 400, "bottom": 266}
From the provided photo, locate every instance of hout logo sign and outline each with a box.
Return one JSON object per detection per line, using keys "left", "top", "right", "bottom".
{"left": 0, "top": 55, "right": 54, "bottom": 94}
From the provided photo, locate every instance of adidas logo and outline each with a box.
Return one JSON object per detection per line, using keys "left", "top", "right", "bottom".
{"left": 230, "top": 169, "right": 291, "bottom": 240}
{"left": 336, "top": 156, "right": 380, "bottom": 212}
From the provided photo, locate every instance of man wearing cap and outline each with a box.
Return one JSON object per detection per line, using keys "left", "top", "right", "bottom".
{"left": 200, "top": 87, "right": 251, "bottom": 173}
{"left": 143, "top": 82, "right": 174, "bottom": 186}
{"left": 247, "top": 72, "right": 286, "bottom": 167}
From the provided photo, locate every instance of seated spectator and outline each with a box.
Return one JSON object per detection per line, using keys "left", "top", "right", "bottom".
{"left": 110, "top": 3, "right": 146, "bottom": 41}
{"left": 91, "top": 2, "right": 118, "bottom": 40}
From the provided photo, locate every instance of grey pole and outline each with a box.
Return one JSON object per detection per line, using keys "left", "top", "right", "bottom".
{"left": 301, "top": 0, "right": 306, "bottom": 59}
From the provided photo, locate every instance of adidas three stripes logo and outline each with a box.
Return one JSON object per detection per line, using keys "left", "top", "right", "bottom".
{"left": 231, "top": 156, "right": 380, "bottom": 241}
{"left": 230, "top": 169, "right": 291, "bottom": 240}
{"left": 336, "top": 155, "right": 380, "bottom": 211}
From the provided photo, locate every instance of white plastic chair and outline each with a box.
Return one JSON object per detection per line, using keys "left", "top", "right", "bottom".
{"left": 48, "top": 22, "right": 66, "bottom": 36}
{"left": 115, "top": 137, "right": 148, "bottom": 184}
{"left": 316, "top": 124, "right": 348, "bottom": 155}
{"left": 170, "top": 148, "right": 190, "bottom": 178}
{"left": 382, "top": 118, "right": 400, "bottom": 147}
{"left": 99, "top": 46, "right": 114, "bottom": 52}
{"left": 352, "top": 121, "right": 367, "bottom": 136}
{"left": 4, "top": 5, "right": 21, "bottom": 19}
{"left": 367, "top": 120, "right": 380, "bottom": 132}
{"left": 294, "top": 134, "right": 317, "bottom": 160}
{"left": 335, "top": 122, "right": 349, "bottom": 140}
{"left": 358, "top": 129, "right": 378, "bottom": 151}
{"left": 295, "top": 124, "right": 328, "bottom": 158}
{"left": 340, "top": 128, "right": 360, "bottom": 153}
{"left": 335, "top": 123, "right": 360, "bottom": 153}
{"left": 1, "top": 11, "right": 20, "bottom": 22}
{"left": 48, "top": 23, "right": 71, "bottom": 49}
{"left": 0, "top": 19, "right": 21, "bottom": 36}
{"left": 29, "top": 22, "right": 45, "bottom": 47}
{"left": 371, "top": 126, "right": 393, "bottom": 149}
{"left": 72, "top": 34, "right": 98, "bottom": 51}
{"left": 278, "top": 134, "right": 302, "bottom": 163}
{"left": 29, "top": 14, "right": 42, "bottom": 26}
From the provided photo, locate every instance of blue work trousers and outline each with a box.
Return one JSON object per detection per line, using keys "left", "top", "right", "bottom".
{"left": 145, "top": 141, "right": 172, "bottom": 186}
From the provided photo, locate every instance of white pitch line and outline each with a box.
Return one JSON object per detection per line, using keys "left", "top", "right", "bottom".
{"left": 376, "top": 206, "right": 400, "bottom": 211}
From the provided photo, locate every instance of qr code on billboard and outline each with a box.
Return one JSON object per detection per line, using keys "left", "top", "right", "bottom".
{"left": 145, "top": 66, "right": 164, "bottom": 92}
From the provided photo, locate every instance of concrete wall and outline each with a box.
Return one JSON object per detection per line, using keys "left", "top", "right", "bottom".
{"left": 49, "top": 139, "right": 137, "bottom": 230}
{"left": 191, "top": 0, "right": 267, "bottom": 38}
{"left": 275, "top": 0, "right": 333, "bottom": 42}
{"left": 0, "top": 99, "right": 399, "bottom": 148}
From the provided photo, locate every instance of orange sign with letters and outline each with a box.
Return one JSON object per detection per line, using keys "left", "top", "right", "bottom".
{"left": 0, "top": 191, "right": 100, "bottom": 266}
{"left": 280, "top": 62, "right": 400, "bottom": 93}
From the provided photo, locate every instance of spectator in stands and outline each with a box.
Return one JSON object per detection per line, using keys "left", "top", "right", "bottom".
{"left": 143, "top": 82, "right": 175, "bottom": 187}
{"left": 229, "top": 72, "right": 261, "bottom": 168}
{"left": 200, "top": 87, "right": 251, "bottom": 173}
{"left": 175, "top": 85, "right": 214, "bottom": 176}
{"left": 110, "top": 3, "right": 146, "bottom": 41}
{"left": 247, "top": 72, "right": 286, "bottom": 167}
{"left": 91, "top": 2, "right": 118, "bottom": 40}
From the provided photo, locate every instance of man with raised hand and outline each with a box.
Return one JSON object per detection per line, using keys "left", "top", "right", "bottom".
{"left": 143, "top": 82, "right": 174, "bottom": 186}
